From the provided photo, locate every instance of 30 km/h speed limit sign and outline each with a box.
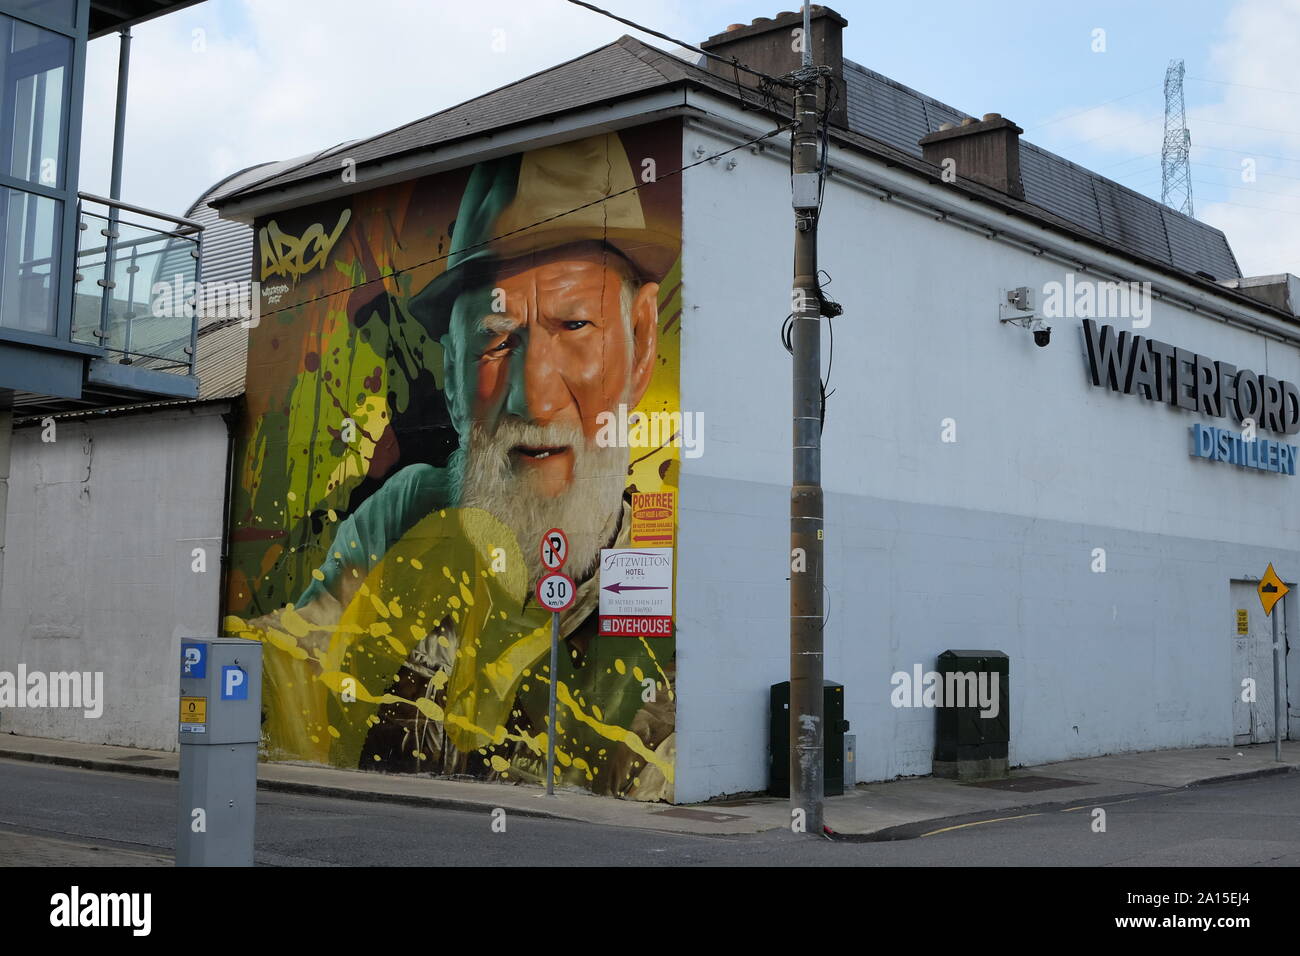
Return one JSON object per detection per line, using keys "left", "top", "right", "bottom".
{"left": 536, "top": 571, "right": 576, "bottom": 612}
{"left": 540, "top": 528, "right": 569, "bottom": 570}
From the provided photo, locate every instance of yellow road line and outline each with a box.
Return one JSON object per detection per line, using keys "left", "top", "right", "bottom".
{"left": 921, "top": 812, "right": 1041, "bottom": 837}
{"left": 1061, "top": 797, "right": 1140, "bottom": 812}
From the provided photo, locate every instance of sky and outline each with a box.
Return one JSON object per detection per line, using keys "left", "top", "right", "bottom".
{"left": 78, "top": 0, "right": 1300, "bottom": 277}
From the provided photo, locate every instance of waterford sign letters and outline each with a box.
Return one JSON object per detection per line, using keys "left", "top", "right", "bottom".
{"left": 1082, "top": 319, "right": 1300, "bottom": 476}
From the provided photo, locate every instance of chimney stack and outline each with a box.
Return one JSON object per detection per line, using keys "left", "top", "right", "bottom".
{"left": 918, "top": 112, "right": 1025, "bottom": 200}
{"left": 1219, "top": 274, "right": 1300, "bottom": 317}
{"left": 700, "top": 6, "right": 849, "bottom": 128}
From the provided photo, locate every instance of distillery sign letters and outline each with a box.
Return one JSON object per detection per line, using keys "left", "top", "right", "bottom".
{"left": 1082, "top": 319, "right": 1300, "bottom": 476}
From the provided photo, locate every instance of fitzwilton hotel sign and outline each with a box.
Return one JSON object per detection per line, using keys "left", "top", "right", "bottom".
{"left": 1082, "top": 319, "right": 1300, "bottom": 475}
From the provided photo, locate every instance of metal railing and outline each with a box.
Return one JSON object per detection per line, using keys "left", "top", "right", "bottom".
{"left": 73, "top": 191, "right": 204, "bottom": 374}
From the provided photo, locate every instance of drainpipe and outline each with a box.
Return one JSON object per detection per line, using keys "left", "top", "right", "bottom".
{"left": 217, "top": 402, "right": 241, "bottom": 635}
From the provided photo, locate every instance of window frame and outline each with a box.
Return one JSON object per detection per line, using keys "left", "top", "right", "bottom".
{"left": 0, "top": 0, "right": 87, "bottom": 348}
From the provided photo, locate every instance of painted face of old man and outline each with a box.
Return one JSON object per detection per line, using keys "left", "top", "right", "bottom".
{"left": 445, "top": 243, "right": 660, "bottom": 583}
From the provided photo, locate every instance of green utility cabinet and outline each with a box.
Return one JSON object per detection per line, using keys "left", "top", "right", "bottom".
{"left": 933, "top": 650, "right": 1009, "bottom": 780}
{"left": 769, "top": 680, "right": 848, "bottom": 797}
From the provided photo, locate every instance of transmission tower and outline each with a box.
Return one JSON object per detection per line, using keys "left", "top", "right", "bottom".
{"left": 1161, "top": 58, "right": 1194, "bottom": 216}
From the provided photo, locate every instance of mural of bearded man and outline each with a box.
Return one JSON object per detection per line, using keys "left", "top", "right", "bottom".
{"left": 234, "top": 131, "right": 681, "bottom": 800}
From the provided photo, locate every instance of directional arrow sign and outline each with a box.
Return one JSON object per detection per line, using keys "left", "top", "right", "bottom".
{"left": 1258, "top": 563, "right": 1290, "bottom": 617}
{"left": 598, "top": 547, "right": 674, "bottom": 637}
{"left": 602, "top": 582, "right": 669, "bottom": 594}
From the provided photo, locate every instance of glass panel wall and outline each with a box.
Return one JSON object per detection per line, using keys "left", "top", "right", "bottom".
{"left": 2, "top": 14, "right": 71, "bottom": 188}
{"left": 0, "top": 10, "right": 71, "bottom": 335}
{"left": 0, "top": 185, "right": 60, "bottom": 333}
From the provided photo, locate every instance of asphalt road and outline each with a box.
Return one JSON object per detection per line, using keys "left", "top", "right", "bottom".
{"left": 0, "top": 758, "right": 1297, "bottom": 866}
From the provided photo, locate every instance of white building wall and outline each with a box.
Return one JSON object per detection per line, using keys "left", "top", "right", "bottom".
{"left": 676, "top": 119, "right": 1300, "bottom": 802}
{"left": 0, "top": 405, "right": 230, "bottom": 751}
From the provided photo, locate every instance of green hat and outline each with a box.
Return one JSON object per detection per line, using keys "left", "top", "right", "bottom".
{"left": 408, "top": 133, "right": 678, "bottom": 340}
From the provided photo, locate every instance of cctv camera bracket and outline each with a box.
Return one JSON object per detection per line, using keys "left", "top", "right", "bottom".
{"left": 998, "top": 286, "right": 1047, "bottom": 332}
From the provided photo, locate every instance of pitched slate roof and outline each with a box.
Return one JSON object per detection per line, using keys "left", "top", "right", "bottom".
{"left": 842, "top": 61, "right": 1240, "bottom": 280}
{"left": 207, "top": 40, "right": 702, "bottom": 206}
{"left": 217, "top": 35, "right": 1242, "bottom": 285}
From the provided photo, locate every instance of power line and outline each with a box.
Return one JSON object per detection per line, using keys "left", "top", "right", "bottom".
{"left": 1191, "top": 178, "right": 1300, "bottom": 203}
{"left": 1113, "top": 167, "right": 1162, "bottom": 183}
{"left": 1189, "top": 75, "right": 1300, "bottom": 97}
{"left": 1041, "top": 116, "right": 1160, "bottom": 149}
{"left": 1196, "top": 116, "right": 1300, "bottom": 137}
{"left": 1096, "top": 151, "right": 1159, "bottom": 171}
{"left": 1195, "top": 196, "right": 1300, "bottom": 218}
{"left": 256, "top": 123, "right": 795, "bottom": 323}
{"left": 1195, "top": 160, "right": 1300, "bottom": 183}
{"left": 1023, "top": 85, "right": 1158, "bottom": 131}
{"left": 1192, "top": 142, "right": 1300, "bottom": 166}
{"left": 564, "top": 0, "right": 793, "bottom": 87}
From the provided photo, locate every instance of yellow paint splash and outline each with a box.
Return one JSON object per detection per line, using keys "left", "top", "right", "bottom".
{"left": 557, "top": 682, "right": 672, "bottom": 781}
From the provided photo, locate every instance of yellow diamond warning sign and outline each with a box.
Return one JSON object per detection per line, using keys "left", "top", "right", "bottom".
{"left": 1258, "top": 563, "right": 1289, "bottom": 617}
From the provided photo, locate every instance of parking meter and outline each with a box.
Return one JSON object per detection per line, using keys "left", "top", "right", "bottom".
{"left": 176, "top": 637, "right": 262, "bottom": 866}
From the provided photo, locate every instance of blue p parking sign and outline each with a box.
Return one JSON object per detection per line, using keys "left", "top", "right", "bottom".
{"left": 182, "top": 642, "right": 206, "bottom": 679}
{"left": 221, "top": 665, "right": 249, "bottom": 700}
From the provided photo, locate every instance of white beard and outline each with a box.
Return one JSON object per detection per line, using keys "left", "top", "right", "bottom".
{"left": 453, "top": 417, "right": 627, "bottom": 586}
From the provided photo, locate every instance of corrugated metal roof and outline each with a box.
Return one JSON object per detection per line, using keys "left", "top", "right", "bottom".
{"left": 219, "top": 35, "right": 1243, "bottom": 288}
{"left": 193, "top": 319, "right": 248, "bottom": 401}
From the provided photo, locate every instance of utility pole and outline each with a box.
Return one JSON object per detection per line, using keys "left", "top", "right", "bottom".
{"left": 789, "top": 2, "right": 825, "bottom": 835}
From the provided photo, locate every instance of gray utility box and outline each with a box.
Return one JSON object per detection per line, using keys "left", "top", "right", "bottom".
{"left": 176, "top": 637, "right": 262, "bottom": 867}
{"left": 933, "top": 650, "right": 1009, "bottom": 781}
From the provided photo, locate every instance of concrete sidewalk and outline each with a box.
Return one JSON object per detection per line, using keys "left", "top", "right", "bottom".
{"left": 2, "top": 732, "right": 1296, "bottom": 839}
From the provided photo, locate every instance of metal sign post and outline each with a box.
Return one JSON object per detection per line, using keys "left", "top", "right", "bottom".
{"left": 1257, "top": 563, "right": 1289, "bottom": 762}
{"left": 536, "top": 528, "right": 574, "bottom": 795}
{"left": 1274, "top": 608, "right": 1284, "bottom": 763}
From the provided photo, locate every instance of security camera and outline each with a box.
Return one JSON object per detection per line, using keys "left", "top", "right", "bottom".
{"left": 1033, "top": 326, "right": 1051, "bottom": 348}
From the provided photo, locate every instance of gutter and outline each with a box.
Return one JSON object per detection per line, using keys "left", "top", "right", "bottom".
{"left": 13, "top": 395, "right": 236, "bottom": 428}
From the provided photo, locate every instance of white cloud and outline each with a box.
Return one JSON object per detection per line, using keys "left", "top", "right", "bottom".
{"left": 1192, "top": 0, "right": 1300, "bottom": 276}
{"left": 78, "top": 0, "right": 699, "bottom": 215}
{"left": 1042, "top": 104, "right": 1162, "bottom": 155}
